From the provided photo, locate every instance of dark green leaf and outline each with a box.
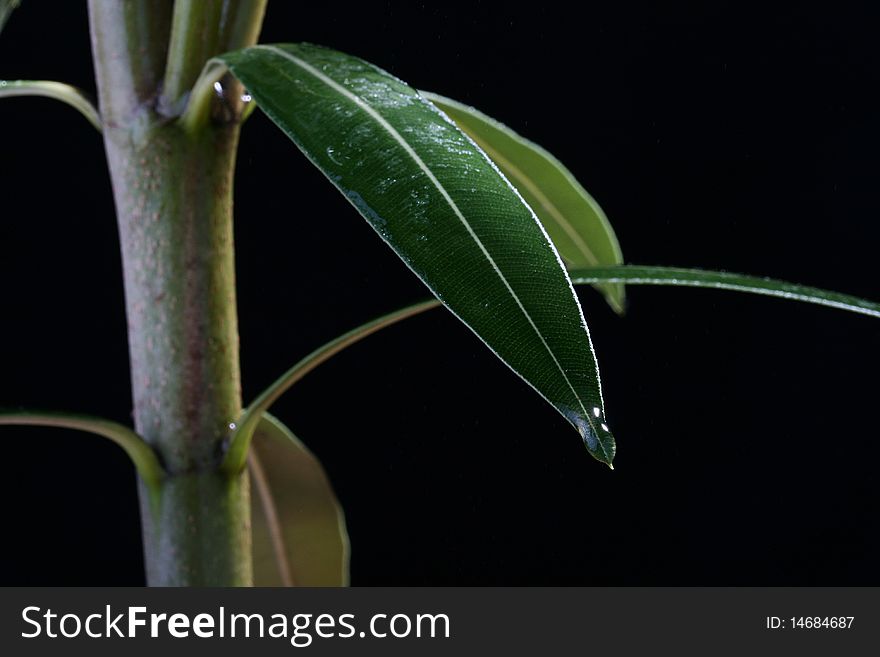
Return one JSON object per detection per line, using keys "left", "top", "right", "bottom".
{"left": 422, "top": 92, "right": 625, "bottom": 314}
{"left": 219, "top": 43, "right": 615, "bottom": 465}
{"left": 250, "top": 413, "right": 349, "bottom": 586}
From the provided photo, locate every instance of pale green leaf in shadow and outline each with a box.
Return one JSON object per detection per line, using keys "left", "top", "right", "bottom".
{"left": 250, "top": 412, "right": 349, "bottom": 586}
{"left": 422, "top": 91, "right": 625, "bottom": 314}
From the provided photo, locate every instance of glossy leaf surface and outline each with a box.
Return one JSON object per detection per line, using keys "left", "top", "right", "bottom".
{"left": 422, "top": 92, "right": 625, "bottom": 313}
{"left": 219, "top": 43, "right": 615, "bottom": 465}
{"left": 250, "top": 413, "right": 349, "bottom": 586}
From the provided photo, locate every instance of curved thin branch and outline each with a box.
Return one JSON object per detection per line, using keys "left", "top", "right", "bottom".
{"left": 0, "top": 81, "right": 102, "bottom": 131}
{"left": 222, "top": 264, "right": 880, "bottom": 472}
{"left": 221, "top": 299, "right": 440, "bottom": 473}
{"left": 568, "top": 266, "right": 880, "bottom": 319}
{"left": 178, "top": 59, "right": 227, "bottom": 133}
{"left": 0, "top": 411, "right": 164, "bottom": 500}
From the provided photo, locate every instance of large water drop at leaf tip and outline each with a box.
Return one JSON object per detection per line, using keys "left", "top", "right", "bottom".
{"left": 564, "top": 405, "right": 615, "bottom": 466}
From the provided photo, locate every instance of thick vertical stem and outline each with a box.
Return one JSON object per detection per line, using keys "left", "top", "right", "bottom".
{"left": 89, "top": 0, "right": 263, "bottom": 585}
{"left": 104, "top": 120, "right": 251, "bottom": 586}
{"left": 106, "top": 119, "right": 251, "bottom": 586}
{"left": 138, "top": 472, "right": 250, "bottom": 586}
{"left": 88, "top": 0, "right": 173, "bottom": 129}
{"left": 105, "top": 125, "right": 242, "bottom": 472}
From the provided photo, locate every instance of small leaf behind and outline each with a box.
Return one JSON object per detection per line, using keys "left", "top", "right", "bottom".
{"left": 422, "top": 92, "right": 625, "bottom": 314}
{"left": 250, "top": 413, "right": 349, "bottom": 586}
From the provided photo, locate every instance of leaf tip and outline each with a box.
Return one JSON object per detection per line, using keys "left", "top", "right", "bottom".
{"left": 602, "top": 286, "right": 627, "bottom": 316}
{"left": 566, "top": 408, "right": 616, "bottom": 467}
{"left": 589, "top": 427, "right": 616, "bottom": 467}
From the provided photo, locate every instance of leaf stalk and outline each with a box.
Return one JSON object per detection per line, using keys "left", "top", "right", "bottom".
{"left": 0, "top": 411, "right": 164, "bottom": 504}
{"left": 224, "top": 264, "right": 880, "bottom": 473}
{"left": 0, "top": 80, "right": 102, "bottom": 131}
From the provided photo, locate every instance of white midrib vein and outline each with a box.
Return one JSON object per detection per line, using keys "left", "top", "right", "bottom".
{"left": 257, "top": 45, "right": 599, "bottom": 441}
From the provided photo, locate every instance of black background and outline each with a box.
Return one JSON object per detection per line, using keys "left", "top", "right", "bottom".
{"left": 1, "top": 1, "right": 878, "bottom": 585}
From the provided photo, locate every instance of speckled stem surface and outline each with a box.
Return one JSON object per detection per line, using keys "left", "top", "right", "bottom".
{"left": 89, "top": 1, "right": 252, "bottom": 586}
{"left": 104, "top": 125, "right": 243, "bottom": 473}
{"left": 103, "top": 124, "right": 251, "bottom": 585}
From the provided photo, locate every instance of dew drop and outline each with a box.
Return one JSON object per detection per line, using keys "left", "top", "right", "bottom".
{"left": 326, "top": 146, "right": 343, "bottom": 165}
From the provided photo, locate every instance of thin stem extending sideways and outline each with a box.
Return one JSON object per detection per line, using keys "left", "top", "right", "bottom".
{"left": 568, "top": 265, "right": 880, "bottom": 319}
{"left": 223, "top": 264, "right": 880, "bottom": 472}
{"left": 222, "top": 299, "right": 441, "bottom": 473}
{"left": 0, "top": 81, "right": 102, "bottom": 130}
{"left": 0, "top": 411, "right": 164, "bottom": 497}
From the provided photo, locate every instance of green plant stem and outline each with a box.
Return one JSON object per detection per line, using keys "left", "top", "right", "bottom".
{"left": 568, "top": 266, "right": 880, "bottom": 318}
{"left": 103, "top": 122, "right": 248, "bottom": 586}
{"left": 161, "top": 0, "right": 223, "bottom": 114}
{"left": 223, "top": 300, "right": 441, "bottom": 473}
{"left": 223, "top": 264, "right": 880, "bottom": 473}
{"left": 141, "top": 471, "right": 251, "bottom": 586}
{"left": 107, "top": 124, "right": 247, "bottom": 473}
{"left": 161, "top": 0, "right": 266, "bottom": 119}
{"left": 87, "top": 0, "right": 172, "bottom": 129}
{"left": 179, "top": 59, "right": 228, "bottom": 133}
{"left": 0, "top": 411, "right": 163, "bottom": 500}
{"left": 218, "top": 0, "right": 268, "bottom": 53}
{"left": 180, "top": 0, "right": 267, "bottom": 132}
{"left": 0, "top": 81, "right": 102, "bottom": 130}
{"left": 88, "top": 0, "right": 264, "bottom": 585}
